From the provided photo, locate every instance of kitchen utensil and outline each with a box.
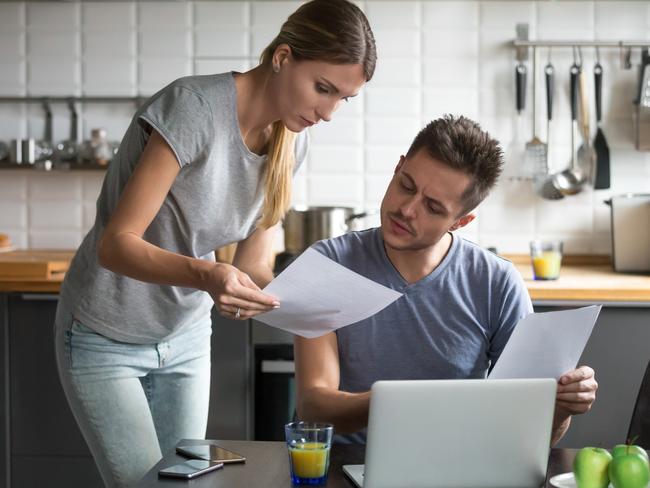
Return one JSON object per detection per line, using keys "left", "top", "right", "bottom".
{"left": 538, "top": 57, "right": 564, "bottom": 200}
{"left": 523, "top": 48, "right": 548, "bottom": 180}
{"left": 9, "top": 139, "right": 22, "bottom": 164}
{"left": 503, "top": 24, "right": 528, "bottom": 180}
{"left": 503, "top": 59, "right": 527, "bottom": 180}
{"left": 0, "top": 141, "right": 8, "bottom": 162}
{"left": 54, "top": 99, "right": 80, "bottom": 163}
{"left": 551, "top": 60, "right": 587, "bottom": 196}
{"left": 604, "top": 194, "right": 650, "bottom": 272}
{"left": 283, "top": 206, "right": 369, "bottom": 255}
{"left": 35, "top": 101, "right": 54, "bottom": 162}
{"left": 634, "top": 49, "right": 650, "bottom": 151}
{"left": 21, "top": 138, "right": 36, "bottom": 165}
{"left": 593, "top": 55, "right": 611, "bottom": 189}
{"left": 87, "top": 128, "right": 112, "bottom": 166}
{"left": 576, "top": 54, "right": 597, "bottom": 185}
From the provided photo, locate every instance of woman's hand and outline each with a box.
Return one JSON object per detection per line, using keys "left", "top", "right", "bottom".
{"left": 204, "top": 262, "right": 279, "bottom": 320}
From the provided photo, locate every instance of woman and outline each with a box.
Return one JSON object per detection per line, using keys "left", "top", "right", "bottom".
{"left": 53, "top": 1, "right": 376, "bottom": 486}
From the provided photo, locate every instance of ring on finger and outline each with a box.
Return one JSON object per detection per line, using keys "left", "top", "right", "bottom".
{"left": 235, "top": 307, "right": 241, "bottom": 319}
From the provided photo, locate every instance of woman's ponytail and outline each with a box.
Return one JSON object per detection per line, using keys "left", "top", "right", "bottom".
{"left": 259, "top": 122, "right": 296, "bottom": 228}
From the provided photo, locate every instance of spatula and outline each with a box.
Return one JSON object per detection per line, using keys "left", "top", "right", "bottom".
{"left": 538, "top": 61, "right": 564, "bottom": 200}
{"left": 524, "top": 48, "right": 548, "bottom": 180}
{"left": 593, "top": 60, "right": 611, "bottom": 189}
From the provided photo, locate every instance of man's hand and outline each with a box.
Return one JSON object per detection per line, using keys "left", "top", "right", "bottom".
{"left": 555, "top": 365, "right": 598, "bottom": 417}
{"left": 549, "top": 365, "right": 597, "bottom": 445}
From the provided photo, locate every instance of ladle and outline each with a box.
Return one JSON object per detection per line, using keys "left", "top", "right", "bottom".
{"left": 551, "top": 49, "right": 586, "bottom": 196}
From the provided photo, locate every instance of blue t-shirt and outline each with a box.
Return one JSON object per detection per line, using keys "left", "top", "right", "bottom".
{"left": 311, "top": 227, "right": 533, "bottom": 443}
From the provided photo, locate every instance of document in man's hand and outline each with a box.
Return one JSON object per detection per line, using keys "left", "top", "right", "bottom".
{"left": 256, "top": 248, "right": 403, "bottom": 338}
{"left": 488, "top": 305, "right": 602, "bottom": 380}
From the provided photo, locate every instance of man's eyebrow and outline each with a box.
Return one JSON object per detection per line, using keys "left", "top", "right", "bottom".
{"left": 321, "top": 77, "right": 359, "bottom": 98}
{"left": 401, "top": 170, "right": 451, "bottom": 215}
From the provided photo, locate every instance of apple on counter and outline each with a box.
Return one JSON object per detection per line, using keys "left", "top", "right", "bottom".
{"left": 611, "top": 445, "right": 650, "bottom": 464}
{"left": 574, "top": 447, "right": 613, "bottom": 488}
{"left": 573, "top": 444, "right": 650, "bottom": 488}
{"left": 609, "top": 445, "right": 650, "bottom": 488}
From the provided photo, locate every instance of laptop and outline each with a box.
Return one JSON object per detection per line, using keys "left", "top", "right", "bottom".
{"left": 343, "top": 378, "right": 556, "bottom": 488}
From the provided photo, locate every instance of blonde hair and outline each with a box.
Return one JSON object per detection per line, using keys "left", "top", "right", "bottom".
{"left": 257, "top": 0, "right": 376, "bottom": 228}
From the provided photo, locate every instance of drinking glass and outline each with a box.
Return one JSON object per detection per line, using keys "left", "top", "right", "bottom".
{"left": 530, "top": 240, "right": 563, "bottom": 280}
{"left": 285, "top": 422, "right": 333, "bottom": 486}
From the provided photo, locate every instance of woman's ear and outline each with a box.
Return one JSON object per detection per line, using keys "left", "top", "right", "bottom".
{"left": 272, "top": 44, "right": 293, "bottom": 71}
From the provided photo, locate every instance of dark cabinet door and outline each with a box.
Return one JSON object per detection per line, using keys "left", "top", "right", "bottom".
{"left": 7, "top": 293, "right": 102, "bottom": 487}
{"left": 207, "top": 310, "right": 251, "bottom": 441}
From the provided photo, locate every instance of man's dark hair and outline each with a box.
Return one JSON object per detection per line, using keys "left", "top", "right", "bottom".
{"left": 405, "top": 114, "right": 504, "bottom": 215}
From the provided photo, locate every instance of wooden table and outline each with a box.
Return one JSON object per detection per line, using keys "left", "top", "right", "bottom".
{"left": 136, "top": 439, "right": 577, "bottom": 487}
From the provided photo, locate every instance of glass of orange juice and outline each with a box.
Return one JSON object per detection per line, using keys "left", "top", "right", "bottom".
{"left": 530, "top": 240, "right": 563, "bottom": 280}
{"left": 285, "top": 422, "right": 333, "bottom": 486}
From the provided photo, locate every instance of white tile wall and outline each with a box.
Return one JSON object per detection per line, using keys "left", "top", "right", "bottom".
{"left": 0, "top": 0, "right": 649, "bottom": 254}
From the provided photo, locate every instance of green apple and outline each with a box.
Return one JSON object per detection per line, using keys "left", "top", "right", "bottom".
{"left": 609, "top": 453, "right": 650, "bottom": 488}
{"left": 612, "top": 445, "right": 650, "bottom": 464}
{"left": 573, "top": 447, "right": 613, "bottom": 488}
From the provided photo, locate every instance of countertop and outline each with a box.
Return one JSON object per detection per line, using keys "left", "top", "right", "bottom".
{"left": 1, "top": 250, "right": 649, "bottom": 303}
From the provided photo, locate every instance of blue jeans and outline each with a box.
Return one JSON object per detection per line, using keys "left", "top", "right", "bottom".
{"left": 54, "top": 297, "right": 212, "bottom": 488}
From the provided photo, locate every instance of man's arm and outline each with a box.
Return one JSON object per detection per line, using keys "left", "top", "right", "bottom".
{"left": 294, "top": 333, "right": 371, "bottom": 434}
{"left": 550, "top": 365, "right": 598, "bottom": 446}
{"left": 490, "top": 267, "right": 598, "bottom": 445}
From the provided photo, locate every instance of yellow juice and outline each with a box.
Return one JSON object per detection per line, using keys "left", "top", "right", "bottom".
{"left": 289, "top": 442, "right": 329, "bottom": 479}
{"left": 533, "top": 251, "right": 562, "bottom": 279}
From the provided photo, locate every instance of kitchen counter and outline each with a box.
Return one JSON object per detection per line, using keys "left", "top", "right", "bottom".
{"left": 0, "top": 251, "right": 649, "bottom": 302}
{"left": 510, "top": 255, "right": 650, "bottom": 303}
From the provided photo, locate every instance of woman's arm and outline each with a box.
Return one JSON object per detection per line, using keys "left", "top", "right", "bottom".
{"left": 232, "top": 224, "right": 278, "bottom": 289}
{"left": 97, "top": 129, "right": 279, "bottom": 318}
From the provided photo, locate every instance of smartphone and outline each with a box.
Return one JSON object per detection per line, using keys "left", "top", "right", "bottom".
{"left": 158, "top": 459, "right": 224, "bottom": 479}
{"left": 176, "top": 444, "right": 246, "bottom": 464}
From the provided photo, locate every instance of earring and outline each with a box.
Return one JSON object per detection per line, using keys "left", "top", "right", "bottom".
{"left": 273, "top": 64, "right": 280, "bottom": 73}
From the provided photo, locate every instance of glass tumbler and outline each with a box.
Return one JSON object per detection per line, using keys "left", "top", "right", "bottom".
{"left": 285, "top": 422, "right": 333, "bottom": 486}
{"left": 530, "top": 240, "right": 563, "bottom": 280}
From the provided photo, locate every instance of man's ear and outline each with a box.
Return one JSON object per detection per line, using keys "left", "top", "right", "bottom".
{"left": 449, "top": 213, "right": 476, "bottom": 232}
{"left": 394, "top": 155, "right": 406, "bottom": 174}
{"left": 272, "top": 44, "right": 293, "bottom": 69}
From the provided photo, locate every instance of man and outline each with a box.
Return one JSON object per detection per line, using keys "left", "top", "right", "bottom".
{"left": 294, "top": 115, "right": 597, "bottom": 446}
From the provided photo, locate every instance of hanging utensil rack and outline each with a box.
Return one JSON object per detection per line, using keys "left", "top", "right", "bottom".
{"left": 513, "top": 22, "right": 650, "bottom": 68}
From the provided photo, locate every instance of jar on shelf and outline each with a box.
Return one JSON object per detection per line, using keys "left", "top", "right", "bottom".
{"left": 81, "top": 128, "right": 113, "bottom": 166}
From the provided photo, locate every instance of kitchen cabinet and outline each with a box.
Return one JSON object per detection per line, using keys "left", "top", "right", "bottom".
{"left": 1, "top": 292, "right": 102, "bottom": 488}
{"left": 206, "top": 310, "right": 251, "bottom": 441}
{"left": 0, "top": 293, "right": 254, "bottom": 488}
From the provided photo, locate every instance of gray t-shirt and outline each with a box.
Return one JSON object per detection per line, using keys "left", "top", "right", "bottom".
{"left": 61, "top": 72, "right": 309, "bottom": 344}
{"left": 311, "top": 227, "right": 532, "bottom": 443}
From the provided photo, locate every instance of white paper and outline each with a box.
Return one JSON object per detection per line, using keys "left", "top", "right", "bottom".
{"left": 256, "top": 248, "right": 403, "bottom": 338}
{"left": 489, "top": 305, "right": 602, "bottom": 380}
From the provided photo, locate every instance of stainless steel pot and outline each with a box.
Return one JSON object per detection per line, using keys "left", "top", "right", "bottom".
{"left": 283, "top": 206, "right": 368, "bottom": 254}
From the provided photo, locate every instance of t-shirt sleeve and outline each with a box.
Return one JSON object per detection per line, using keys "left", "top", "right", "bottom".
{"left": 487, "top": 263, "right": 533, "bottom": 366}
{"left": 310, "top": 238, "right": 334, "bottom": 259}
{"left": 138, "top": 85, "right": 214, "bottom": 168}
